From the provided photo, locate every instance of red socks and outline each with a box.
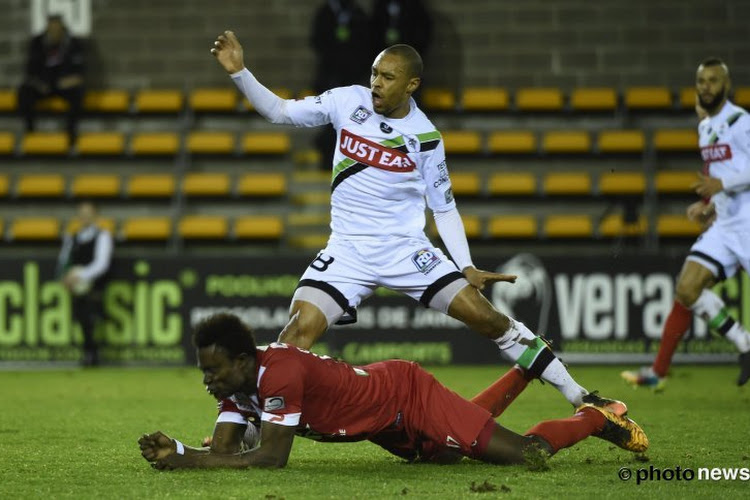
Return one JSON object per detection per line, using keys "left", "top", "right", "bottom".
{"left": 652, "top": 301, "right": 692, "bottom": 378}
{"left": 471, "top": 366, "right": 530, "bottom": 418}
{"left": 524, "top": 407, "right": 605, "bottom": 453}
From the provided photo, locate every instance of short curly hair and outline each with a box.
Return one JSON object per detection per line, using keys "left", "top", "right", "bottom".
{"left": 192, "top": 312, "right": 257, "bottom": 359}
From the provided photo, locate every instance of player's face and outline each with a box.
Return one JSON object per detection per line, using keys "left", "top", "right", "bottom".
{"left": 78, "top": 203, "right": 96, "bottom": 227}
{"left": 370, "top": 52, "right": 419, "bottom": 118}
{"left": 197, "top": 345, "right": 255, "bottom": 400}
{"left": 696, "top": 64, "right": 730, "bottom": 113}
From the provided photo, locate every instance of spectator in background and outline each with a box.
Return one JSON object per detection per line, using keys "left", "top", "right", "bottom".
{"left": 370, "top": 0, "right": 432, "bottom": 62}
{"left": 18, "top": 14, "right": 86, "bottom": 143}
{"left": 310, "top": 0, "right": 371, "bottom": 169}
{"left": 57, "top": 201, "right": 113, "bottom": 367}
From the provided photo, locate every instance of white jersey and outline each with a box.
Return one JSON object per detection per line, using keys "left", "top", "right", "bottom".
{"left": 285, "top": 85, "right": 455, "bottom": 239}
{"left": 699, "top": 100, "right": 750, "bottom": 229}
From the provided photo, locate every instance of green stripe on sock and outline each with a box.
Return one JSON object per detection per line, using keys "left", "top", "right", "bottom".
{"left": 708, "top": 309, "right": 730, "bottom": 331}
{"left": 516, "top": 336, "right": 547, "bottom": 370}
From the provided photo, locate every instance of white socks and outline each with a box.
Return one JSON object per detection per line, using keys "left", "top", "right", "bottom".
{"left": 692, "top": 289, "right": 750, "bottom": 353}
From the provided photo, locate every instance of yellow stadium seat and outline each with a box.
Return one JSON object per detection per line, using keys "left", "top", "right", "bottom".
{"left": 461, "top": 88, "right": 509, "bottom": 111}
{"left": 679, "top": 87, "right": 696, "bottom": 109}
{"left": 450, "top": 172, "right": 481, "bottom": 195}
{"left": 599, "top": 172, "right": 646, "bottom": 195}
{"left": 734, "top": 87, "right": 750, "bottom": 108}
{"left": 131, "top": 132, "right": 179, "bottom": 155}
{"left": 422, "top": 88, "right": 456, "bottom": 111}
{"left": 288, "top": 234, "right": 330, "bottom": 249}
{"left": 21, "top": 132, "right": 69, "bottom": 155}
{"left": 238, "top": 173, "right": 287, "bottom": 197}
{"left": 598, "top": 130, "right": 645, "bottom": 154}
{"left": 84, "top": 90, "right": 130, "bottom": 112}
{"left": 66, "top": 217, "right": 116, "bottom": 235}
{"left": 10, "top": 217, "right": 60, "bottom": 240}
{"left": 544, "top": 215, "right": 593, "bottom": 238}
{"left": 657, "top": 214, "right": 701, "bottom": 237}
{"left": 71, "top": 174, "right": 121, "bottom": 198}
{"left": 488, "top": 131, "right": 537, "bottom": 154}
{"left": 599, "top": 214, "right": 647, "bottom": 237}
{"left": 488, "top": 172, "right": 536, "bottom": 196}
{"left": 0, "top": 131, "right": 14, "bottom": 154}
{"left": 570, "top": 88, "right": 617, "bottom": 111}
{"left": 542, "top": 131, "right": 591, "bottom": 154}
{"left": 178, "top": 215, "right": 229, "bottom": 239}
{"left": 77, "top": 132, "right": 125, "bottom": 155}
{"left": 516, "top": 88, "right": 563, "bottom": 111}
{"left": 16, "top": 174, "right": 65, "bottom": 197}
{"left": 625, "top": 86, "right": 672, "bottom": 109}
{"left": 127, "top": 174, "right": 175, "bottom": 198}
{"left": 0, "top": 218, "right": 3, "bottom": 237}
{"left": 0, "top": 89, "right": 17, "bottom": 112}
{"left": 190, "top": 88, "right": 237, "bottom": 112}
{"left": 0, "top": 175, "right": 7, "bottom": 197}
{"left": 242, "top": 132, "right": 291, "bottom": 155}
{"left": 182, "top": 173, "right": 231, "bottom": 197}
{"left": 542, "top": 172, "right": 591, "bottom": 195}
{"left": 187, "top": 131, "right": 235, "bottom": 155}
{"left": 234, "top": 216, "right": 284, "bottom": 240}
{"left": 135, "top": 89, "right": 183, "bottom": 112}
{"left": 653, "top": 129, "right": 698, "bottom": 152}
{"left": 122, "top": 217, "right": 172, "bottom": 241}
{"left": 655, "top": 171, "right": 696, "bottom": 193}
{"left": 442, "top": 131, "right": 481, "bottom": 154}
{"left": 488, "top": 215, "right": 537, "bottom": 238}
{"left": 36, "top": 96, "right": 69, "bottom": 112}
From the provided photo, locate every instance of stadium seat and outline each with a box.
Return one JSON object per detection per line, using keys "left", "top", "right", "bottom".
{"left": 21, "top": 131, "right": 69, "bottom": 155}
{"left": 461, "top": 87, "right": 509, "bottom": 111}
{"left": 182, "top": 173, "right": 231, "bottom": 197}
{"left": 131, "top": 132, "right": 179, "bottom": 155}
{"left": 542, "top": 172, "right": 592, "bottom": 195}
{"left": 71, "top": 174, "right": 121, "bottom": 198}
{"left": 488, "top": 172, "right": 536, "bottom": 196}
{"left": 570, "top": 88, "right": 617, "bottom": 111}
{"left": 66, "top": 217, "right": 116, "bottom": 235}
{"left": 657, "top": 214, "right": 701, "bottom": 237}
{"left": 134, "top": 89, "right": 183, "bottom": 112}
{"left": 597, "top": 130, "right": 645, "bottom": 154}
{"left": 9, "top": 217, "right": 60, "bottom": 241}
{"left": 84, "top": 90, "right": 130, "bottom": 113}
{"left": 655, "top": 170, "right": 696, "bottom": 193}
{"left": 36, "top": 95, "right": 69, "bottom": 112}
{"left": 624, "top": 86, "right": 672, "bottom": 109}
{"left": 515, "top": 88, "right": 563, "bottom": 111}
{"left": 237, "top": 173, "right": 287, "bottom": 197}
{"left": 288, "top": 233, "right": 330, "bottom": 249}
{"left": 449, "top": 172, "right": 481, "bottom": 195}
{"left": 190, "top": 88, "right": 237, "bottom": 112}
{"left": 0, "top": 131, "right": 14, "bottom": 154}
{"left": 734, "top": 87, "right": 750, "bottom": 108}
{"left": 0, "top": 175, "right": 8, "bottom": 197}
{"left": 0, "top": 218, "right": 3, "bottom": 238}
{"left": 599, "top": 214, "right": 648, "bottom": 237}
{"left": 234, "top": 216, "right": 284, "bottom": 240}
{"left": 126, "top": 174, "right": 176, "bottom": 198}
{"left": 77, "top": 132, "right": 126, "bottom": 155}
{"left": 544, "top": 215, "right": 593, "bottom": 238}
{"left": 0, "top": 89, "right": 16, "bottom": 112}
{"left": 542, "top": 131, "right": 591, "bottom": 154}
{"left": 487, "top": 131, "right": 537, "bottom": 154}
{"left": 121, "top": 217, "right": 172, "bottom": 241}
{"left": 442, "top": 131, "right": 482, "bottom": 154}
{"left": 488, "top": 215, "right": 537, "bottom": 238}
{"left": 178, "top": 215, "right": 229, "bottom": 239}
{"left": 679, "top": 87, "right": 696, "bottom": 109}
{"left": 187, "top": 131, "right": 235, "bottom": 155}
{"left": 422, "top": 88, "right": 456, "bottom": 111}
{"left": 653, "top": 129, "right": 698, "bottom": 152}
{"left": 598, "top": 171, "right": 646, "bottom": 195}
{"left": 16, "top": 174, "right": 65, "bottom": 198}
{"left": 242, "top": 132, "right": 291, "bottom": 155}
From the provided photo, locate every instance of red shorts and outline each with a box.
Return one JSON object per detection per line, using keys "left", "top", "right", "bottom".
{"left": 369, "top": 361, "right": 493, "bottom": 460}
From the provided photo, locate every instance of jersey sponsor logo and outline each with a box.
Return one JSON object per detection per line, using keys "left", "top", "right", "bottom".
{"left": 412, "top": 248, "right": 441, "bottom": 274}
{"left": 350, "top": 106, "right": 372, "bottom": 124}
{"left": 701, "top": 144, "right": 732, "bottom": 163}
{"left": 444, "top": 188, "right": 454, "bottom": 203}
{"left": 340, "top": 129, "right": 416, "bottom": 172}
{"left": 380, "top": 122, "right": 393, "bottom": 133}
{"left": 264, "top": 396, "right": 286, "bottom": 411}
{"left": 404, "top": 134, "right": 420, "bottom": 153}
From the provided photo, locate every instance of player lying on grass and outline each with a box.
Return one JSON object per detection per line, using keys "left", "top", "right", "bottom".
{"left": 138, "top": 313, "right": 648, "bottom": 470}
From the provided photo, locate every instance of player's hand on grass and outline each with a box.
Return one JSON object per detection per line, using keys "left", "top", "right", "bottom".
{"left": 692, "top": 173, "right": 723, "bottom": 198}
{"left": 211, "top": 30, "right": 245, "bottom": 74}
{"left": 463, "top": 267, "right": 517, "bottom": 291}
{"left": 138, "top": 431, "right": 176, "bottom": 462}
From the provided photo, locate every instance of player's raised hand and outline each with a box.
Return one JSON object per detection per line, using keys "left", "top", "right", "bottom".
{"left": 210, "top": 30, "right": 245, "bottom": 74}
{"left": 463, "top": 267, "right": 517, "bottom": 291}
{"left": 692, "top": 173, "right": 723, "bottom": 198}
{"left": 138, "top": 431, "right": 176, "bottom": 462}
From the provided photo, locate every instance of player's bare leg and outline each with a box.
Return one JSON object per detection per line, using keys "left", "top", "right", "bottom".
{"left": 277, "top": 301, "right": 328, "bottom": 350}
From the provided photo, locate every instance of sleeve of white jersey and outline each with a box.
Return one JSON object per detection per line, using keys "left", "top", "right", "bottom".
{"left": 721, "top": 114, "right": 750, "bottom": 193}
{"left": 421, "top": 139, "right": 457, "bottom": 213}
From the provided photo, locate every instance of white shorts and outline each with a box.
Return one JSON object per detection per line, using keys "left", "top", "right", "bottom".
{"left": 292, "top": 237, "right": 469, "bottom": 326}
{"left": 687, "top": 223, "right": 750, "bottom": 280}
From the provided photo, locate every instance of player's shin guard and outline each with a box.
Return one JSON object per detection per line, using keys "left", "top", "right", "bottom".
{"left": 524, "top": 407, "right": 605, "bottom": 455}
{"left": 652, "top": 300, "right": 692, "bottom": 378}
{"left": 692, "top": 289, "right": 750, "bottom": 353}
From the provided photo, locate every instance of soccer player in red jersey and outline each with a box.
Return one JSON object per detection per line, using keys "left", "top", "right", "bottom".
{"left": 138, "top": 314, "right": 647, "bottom": 470}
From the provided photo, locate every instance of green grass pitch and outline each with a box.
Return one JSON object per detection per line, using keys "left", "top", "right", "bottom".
{"left": 1, "top": 364, "right": 748, "bottom": 498}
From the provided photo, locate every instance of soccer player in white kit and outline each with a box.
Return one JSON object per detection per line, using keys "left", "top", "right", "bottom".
{"left": 210, "top": 31, "right": 626, "bottom": 411}
{"left": 622, "top": 58, "right": 750, "bottom": 388}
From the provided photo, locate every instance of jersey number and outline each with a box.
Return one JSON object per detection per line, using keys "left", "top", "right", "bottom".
{"left": 310, "top": 254, "right": 335, "bottom": 272}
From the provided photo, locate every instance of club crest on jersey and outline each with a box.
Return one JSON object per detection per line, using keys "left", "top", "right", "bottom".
{"left": 701, "top": 144, "right": 732, "bottom": 163}
{"left": 340, "top": 129, "right": 415, "bottom": 172}
{"left": 264, "top": 396, "right": 285, "bottom": 411}
{"left": 380, "top": 122, "right": 393, "bottom": 133}
{"left": 404, "top": 134, "right": 420, "bottom": 153}
{"left": 350, "top": 106, "right": 372, "bottom": 124}
{"left": 412, "top": 248, "right": 440, "bottom": 274}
